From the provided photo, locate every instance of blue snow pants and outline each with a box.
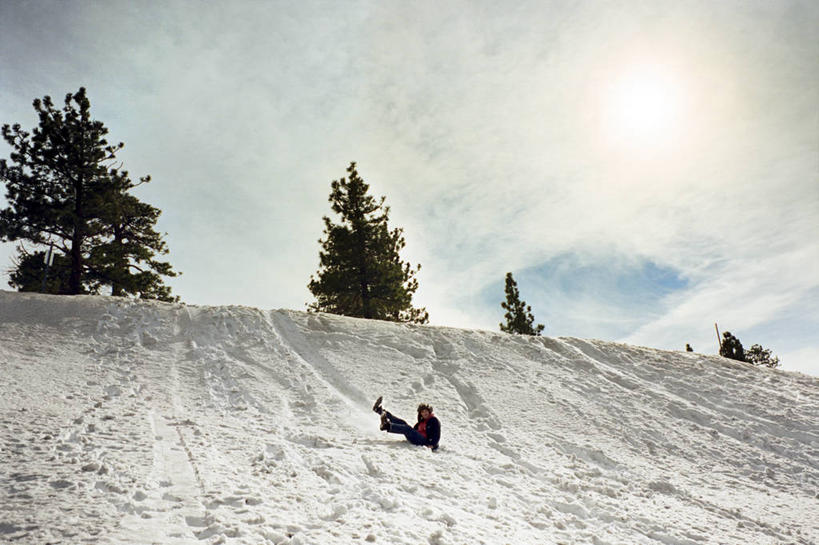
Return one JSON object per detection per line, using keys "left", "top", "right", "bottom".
{"left": 384, "top": 412, "right": 427, "bottom": 446}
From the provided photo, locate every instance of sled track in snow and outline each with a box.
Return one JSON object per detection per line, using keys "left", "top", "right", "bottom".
{"left": 266, "top": 310, "right": 371, "bottom": 411}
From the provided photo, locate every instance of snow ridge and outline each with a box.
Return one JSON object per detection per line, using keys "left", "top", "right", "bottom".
{"left": 1, "top": 291, "right": 817, "bottom": 544}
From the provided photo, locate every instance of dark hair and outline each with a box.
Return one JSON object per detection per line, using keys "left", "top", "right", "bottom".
{"left": 417, "top": 403, "right": 433, "bottom": 413}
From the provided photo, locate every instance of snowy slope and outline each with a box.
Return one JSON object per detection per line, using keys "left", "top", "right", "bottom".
{"left": 1, "top": 291, "right": 817, "bottom": 545}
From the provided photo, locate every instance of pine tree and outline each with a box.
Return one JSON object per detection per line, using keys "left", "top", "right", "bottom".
{"left": 499, "top": 272, "right": 544, "bottom": 336}
{"left": 719, "top": 331, "right": 745, "bottom": 362}
{"left": 0, "top": 88, "right": 178, "bottom": 300}
{"left": 745, "top": 344, "right": 780, "bottom": 368}
{"left": 307, "top": 162, "right": 427, "bottom": 323}
{"left": 89, "top": 171, "right": 179, "bottom": 301}
{"left": 686, "top": 343, "right": 694, "bottom": 352}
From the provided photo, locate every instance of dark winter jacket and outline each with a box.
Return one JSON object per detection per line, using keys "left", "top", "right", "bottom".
{"left": 414, "top": 414, "right": 440, "bottom": 448}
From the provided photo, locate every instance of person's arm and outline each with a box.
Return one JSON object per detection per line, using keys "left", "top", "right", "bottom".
{"left": 426, "top": 418, "right": 440, "bottom": 447}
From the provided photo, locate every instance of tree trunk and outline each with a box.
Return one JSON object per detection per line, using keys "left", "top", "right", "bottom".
{"left": 356, "top": 224, "right": 371, "bottom": 319}
{"left": 68, "top": 179, "right": 84, "bottom": 294}
{"left": 111, "top": 223, "right": 124, "bottom": 297}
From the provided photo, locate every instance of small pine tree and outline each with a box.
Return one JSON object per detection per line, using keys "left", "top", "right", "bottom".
{"left": 500, "top": 272, "right": 544, "bottom": 336}
{"left": 719, "top": 331, "right": 745, "bottom": 362}
{"left": 8, "top": 245, "right": 72, "bottom": 294}
{"left": 307, "top": 162, "right": 427, "bottom": 323}
{"left": 745, "top": 344, "right": 780, "bottom": 368}
{"left": 686, "top": 343, "right": 694, "bottom": 352}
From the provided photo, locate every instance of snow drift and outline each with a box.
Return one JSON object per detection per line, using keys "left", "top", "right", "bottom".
{"left": 1, "top": 291, "right": 817, "bottom": 544}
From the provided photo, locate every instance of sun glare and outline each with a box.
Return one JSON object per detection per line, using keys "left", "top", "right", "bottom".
{"left": 602, "top": 64, "right": 687, "bottom": 155}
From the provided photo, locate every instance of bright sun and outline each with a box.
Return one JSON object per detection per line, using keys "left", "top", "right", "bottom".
{"left": 603, "top": 64, "right": 686, "bottom": 154}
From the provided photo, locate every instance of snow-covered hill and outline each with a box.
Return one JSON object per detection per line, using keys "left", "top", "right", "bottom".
{"left": 1, "top": 291, "right": 817, "bottom": 545}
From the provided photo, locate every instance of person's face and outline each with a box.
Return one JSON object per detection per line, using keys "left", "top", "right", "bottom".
{"left": 420, "top": 409, "right": 431, "bottom": 420}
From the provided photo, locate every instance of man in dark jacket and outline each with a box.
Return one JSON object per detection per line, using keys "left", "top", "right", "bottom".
{"left": 373, "top": 397, "right": 440, "bottom": 451}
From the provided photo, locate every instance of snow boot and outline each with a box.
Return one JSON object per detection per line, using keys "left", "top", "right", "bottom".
{"left": 372, "top": 396, "right": 383, "bottom": 414}
{"left": 380, "top": 412, "right": 390, "bottom": 431}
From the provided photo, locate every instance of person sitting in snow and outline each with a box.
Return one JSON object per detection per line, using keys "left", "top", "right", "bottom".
{"left": 372, "top": 397, "right": 440, "bottom": 451}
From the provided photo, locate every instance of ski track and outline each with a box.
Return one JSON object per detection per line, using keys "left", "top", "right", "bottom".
{"left": 1, "top": 291, "right": 817, "bottom": 544}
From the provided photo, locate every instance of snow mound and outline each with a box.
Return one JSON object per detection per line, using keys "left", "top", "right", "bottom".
{"left": 1, "top": 291, "right": 817, "bottom": 544}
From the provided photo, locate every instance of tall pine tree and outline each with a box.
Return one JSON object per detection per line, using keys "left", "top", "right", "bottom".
{"left": 0, "top": 88, "right": 178, "bottom": 300}
{"left": 500, "top": 272, "right": 544, "bottom": 336}
{"left": 308, "top": 162, "right": 427, "bottom": 323}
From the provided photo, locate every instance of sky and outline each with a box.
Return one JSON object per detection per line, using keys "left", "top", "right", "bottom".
{"left": 0, "top": 0, "right": 817, "bottom": 375}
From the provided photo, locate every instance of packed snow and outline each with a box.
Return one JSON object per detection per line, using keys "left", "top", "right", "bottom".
{"left": 1, "top": 291, "right": 817, "bottom": 544}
